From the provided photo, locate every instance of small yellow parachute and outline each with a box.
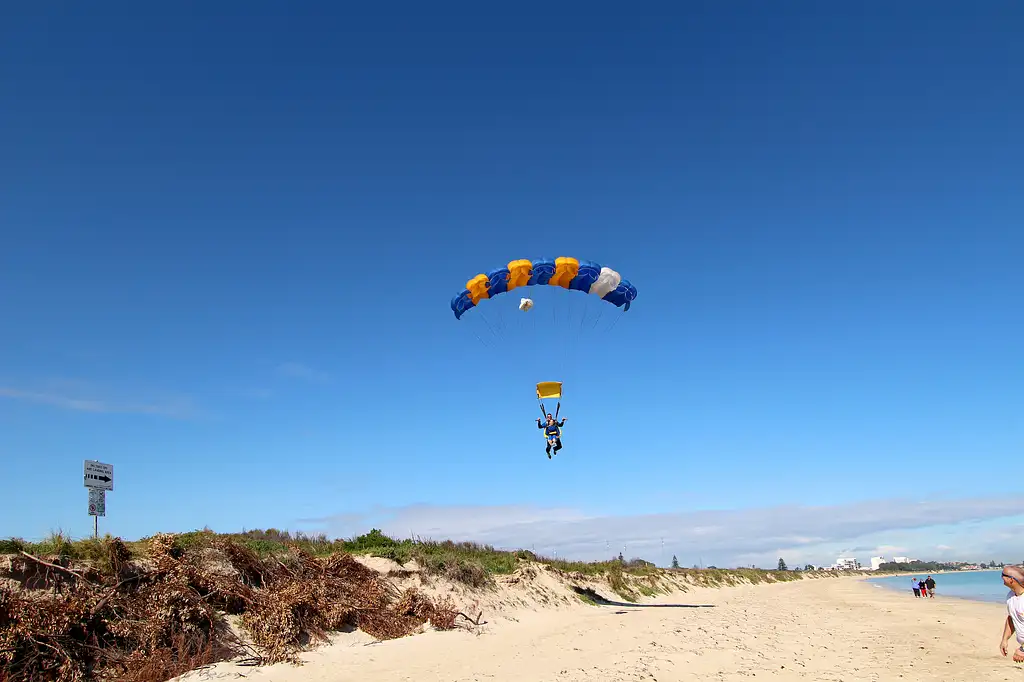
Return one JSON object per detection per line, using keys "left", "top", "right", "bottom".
{"left": 536, "top": 381, "right": 562, "bottom": 400}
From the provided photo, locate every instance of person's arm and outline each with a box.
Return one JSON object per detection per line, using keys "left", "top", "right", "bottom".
{"left": 1001, "top": 615, "right": 1015, "bottom": 656}
{"left": 558, "top": 419, "right": 566, "bottom": 426}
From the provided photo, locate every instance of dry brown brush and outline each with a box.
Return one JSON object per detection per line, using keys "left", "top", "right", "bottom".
{"left": 0, "top": 534, "right": 475, "bottom": 682}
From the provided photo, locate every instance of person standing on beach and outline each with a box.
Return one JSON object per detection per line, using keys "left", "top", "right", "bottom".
{"left": 919, "top": 579, "right": 928, "bottom": 597}
{"left": 925, "top": 575, "right": 936, "bottom": 598}
{"left": 999, "top": 565, "right": 1024, "bottom": 663}
{"left": 912, "top": 578, "right": 921, "bottom": 597}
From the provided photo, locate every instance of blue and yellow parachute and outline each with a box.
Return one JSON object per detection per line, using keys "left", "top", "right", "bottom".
{"left": 450, "top": 256, "right": 638, "bottom": 320}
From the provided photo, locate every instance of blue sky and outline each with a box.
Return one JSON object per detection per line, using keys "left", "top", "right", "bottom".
{"left": 2, "top": 1, "right": 1021, "bottom": 568}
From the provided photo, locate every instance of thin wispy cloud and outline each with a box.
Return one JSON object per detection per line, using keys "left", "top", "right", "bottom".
{"left": 276, "top": 362, "right": 330, "bottom": 384}
{"left": 0, "top": 385, "right": 197, "bottom": 418}
{"left": 298, "top": 496, "right": 1024, "bottom": 568}
{"left": 238, "top": 388, "right": 275, "bottom": 399}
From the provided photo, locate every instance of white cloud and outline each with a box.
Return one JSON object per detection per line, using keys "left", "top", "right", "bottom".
{"left": 276, "top": 362, "right": 330, "bottom": 383}
{"left": 298, "top": 496, "right": 1024, "bottom": 568}
{"left": 873, "top": 544, "right": 909, "bottom": 555}
{"left": 0, "top": 384, "right": 196, "bottom": 418}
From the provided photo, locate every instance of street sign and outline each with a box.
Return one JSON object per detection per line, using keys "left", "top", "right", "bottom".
{"left": 84, "top": 460, "right": 113, "bottom": 491}
{"left": 88, "top": 488, "right": 105, "bottom": 517}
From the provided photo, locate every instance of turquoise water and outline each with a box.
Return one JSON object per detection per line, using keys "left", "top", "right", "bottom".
{"left": 867, "top": 569, "right": 1008, "bottom": 604}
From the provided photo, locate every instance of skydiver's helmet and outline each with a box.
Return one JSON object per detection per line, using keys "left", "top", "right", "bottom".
{"left": 519, "top": 297, "right": 534, "bottom": 312}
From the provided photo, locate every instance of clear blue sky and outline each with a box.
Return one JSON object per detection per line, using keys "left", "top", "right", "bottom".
{"left": 2, "top": 1, "right": 1021, "bottom": 566}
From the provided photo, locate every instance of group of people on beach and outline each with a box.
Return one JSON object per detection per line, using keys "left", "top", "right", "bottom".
{"left": 911, "top": 575, "right": 936, "bottom": 598}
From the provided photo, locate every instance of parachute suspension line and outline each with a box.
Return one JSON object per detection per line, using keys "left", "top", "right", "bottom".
{"left": 574, "top": 294, "right": 590, "bottom": 372}
{"left": 560, "top": 293, "right": 571, "bottom": 380}
{"left": 476, "top": 308, "right": 502, "bottom": 342}
{"left": 470, "top": 325, "right": 491, "bottom": 349}
{"left": 551, "top": 292, "right": 557, "bottom": 329}
{"left": 605, "top": 307, "right": 627, "bottom": 334}
{"left": 496, "top": 307, "right": 507, "bottom": 337}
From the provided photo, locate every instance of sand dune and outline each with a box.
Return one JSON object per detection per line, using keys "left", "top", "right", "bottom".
{"left": 178, "top": 562, "right": 1017, "bottom": 682}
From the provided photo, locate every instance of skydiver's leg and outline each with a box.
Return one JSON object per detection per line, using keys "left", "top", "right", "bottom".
{"left": 553, "top": 438, "right": 562, "bottom": 454}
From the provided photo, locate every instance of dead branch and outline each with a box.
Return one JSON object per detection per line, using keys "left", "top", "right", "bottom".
{"left": 275, "top": 557, "right": 295, "bottom": 577}
{"left": 18, "top": 550, "right": 90, "bottom": 581}
{"left": 89, "top": 574, "right": 146, "bottom": 617}
{"left": 457, "top": 610, "right": 487, "bottom": 626}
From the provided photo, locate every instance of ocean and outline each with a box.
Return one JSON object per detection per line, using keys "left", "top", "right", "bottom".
{"left": 867, "top": 569, "right": 1009, "bottom": 604}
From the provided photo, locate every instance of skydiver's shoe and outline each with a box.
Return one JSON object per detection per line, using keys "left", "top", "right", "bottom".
{"left": 547, "top": 451, "right": 552, "bottom": 459}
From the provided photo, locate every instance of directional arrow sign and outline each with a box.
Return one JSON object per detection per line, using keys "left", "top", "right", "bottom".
{"left": 84, "top": 460, "right": 113, "bottom": 491}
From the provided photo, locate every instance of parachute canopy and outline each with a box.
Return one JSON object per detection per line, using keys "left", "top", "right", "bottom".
{"left": 536, "top": 381, "right": 563, "bottom": 400}
{"left": 451, "top": 256, "right": 637, "bottom": 320}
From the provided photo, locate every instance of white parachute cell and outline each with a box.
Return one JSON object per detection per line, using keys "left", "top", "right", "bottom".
{"left": 519, "top": 297, "right": 534, "bottom": 311}
{"left": 588, "top": 267, "right": 621, "bottom": 299}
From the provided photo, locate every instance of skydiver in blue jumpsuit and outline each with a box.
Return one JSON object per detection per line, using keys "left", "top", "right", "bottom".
{"left": 537, "top": 413, "right": 567, "bottom": 458}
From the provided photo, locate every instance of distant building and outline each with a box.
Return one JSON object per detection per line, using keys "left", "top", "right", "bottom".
{"left": 870, "top": 556, "right": 886, "bottom": 571}
{"left": 893, "top": 556, "right": 917, "bottom": 564}
{"left": 834, "top": 557, "right": 860, "bottom": 570}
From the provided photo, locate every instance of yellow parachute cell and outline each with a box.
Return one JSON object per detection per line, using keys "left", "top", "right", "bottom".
{"left": 548, "top": 256, "right": 580, "bottom": 288}
{"left": 506, "top": 259, "right": 533, "bottom": 291}
{"left": 466, "top": 273, "right": 490, "bottom": 305}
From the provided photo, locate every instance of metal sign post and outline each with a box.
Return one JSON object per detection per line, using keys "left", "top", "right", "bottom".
{"left": 88, "top": 488, "right": 106, "bottom": 537}
{"left": 84, "top": 460, "right": 113, "bottom": 538}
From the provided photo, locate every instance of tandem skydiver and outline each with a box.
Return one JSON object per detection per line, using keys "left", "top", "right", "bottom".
{"left": 537, "top": 413, "right": 567, "bottom": 458}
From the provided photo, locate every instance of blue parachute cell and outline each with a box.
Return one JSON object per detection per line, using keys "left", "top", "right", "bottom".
{"left": 602, "top": 279, "right": 638, "bottom": 311}
{"left": 528, "top": 258, "right": 556, "bottom": 286}
{"left": 568, "top": 260, "right": 601, "bottom": 292}
{"left": 486, "top": 265, "right": 511, "bottom": 297}
{"left": 451, "top": 290, "right": 475, "bottom": 319}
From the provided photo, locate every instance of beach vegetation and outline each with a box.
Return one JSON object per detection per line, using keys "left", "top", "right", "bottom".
{"left": 1, "top": 526, "right": 830, "bottom": 681}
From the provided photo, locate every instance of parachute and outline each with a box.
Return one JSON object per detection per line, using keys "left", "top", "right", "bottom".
{"left": 450, "top": 257, "right": 637, "bottom": 320}
{"left": 449, "top": 256, "right": 638, "bottom": 434}
{"left": 535, "top": 381, "right": 562, "bottom": 400}
{"left": 536, "top": 381, "right": 563, "bottom": 422}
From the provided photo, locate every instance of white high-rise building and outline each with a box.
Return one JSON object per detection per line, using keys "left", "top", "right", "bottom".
{"left": 870, "top": 556, "right": 886, "bottom": 571}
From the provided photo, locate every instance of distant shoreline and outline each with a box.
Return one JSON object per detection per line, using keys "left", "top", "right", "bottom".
{"left": 866, "top": 568, "right": 1005, "bottom": 605}
{"left": 865, "top": 568, "right": 998, "bottom": 578}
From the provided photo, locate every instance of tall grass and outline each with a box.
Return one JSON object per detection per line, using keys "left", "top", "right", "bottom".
{"left": 4, "top": 527, "right": 809, "bottom": 599}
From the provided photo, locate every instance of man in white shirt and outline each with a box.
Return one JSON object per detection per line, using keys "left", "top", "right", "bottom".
{"left": 999, "top": 565, "right": 1024, "bottom": 662}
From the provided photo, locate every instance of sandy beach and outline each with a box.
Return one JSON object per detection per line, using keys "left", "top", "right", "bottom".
{"left": 181, "top": 569, "right": 1017, "bottom": 682}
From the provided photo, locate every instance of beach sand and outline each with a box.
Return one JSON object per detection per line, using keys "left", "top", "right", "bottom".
{"left": 183, "top": 571, "right": 1017, "bottom": 681}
